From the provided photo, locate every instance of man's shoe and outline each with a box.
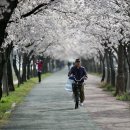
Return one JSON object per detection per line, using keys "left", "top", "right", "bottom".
{"left": 80, "top": 103, "right": 84, "bottom": 106}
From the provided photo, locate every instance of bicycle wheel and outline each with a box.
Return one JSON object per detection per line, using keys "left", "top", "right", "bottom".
{"left": 75, "top": 100, "right": 79, "bottom": 109}
{"left": 75, "top": 88, "right": 79, "bottom": 109}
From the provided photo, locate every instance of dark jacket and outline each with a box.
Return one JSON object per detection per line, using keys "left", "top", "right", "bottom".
{"left": 68, "top": 66, "right": 87, "bottom": 82}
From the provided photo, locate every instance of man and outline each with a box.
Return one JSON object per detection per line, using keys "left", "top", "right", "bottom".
{"left": 68, "top": 59, "right": 87, "bottom": 106}
{"left": 67, "top": 62, "right": 71, "bottom": 71}
{"left": 36, "top": 59, "right": 43, "bottom": 83}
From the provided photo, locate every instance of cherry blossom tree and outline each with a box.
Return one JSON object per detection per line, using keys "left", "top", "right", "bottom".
{"left": 0, "top": 0, "right": 130, "bottom": 99}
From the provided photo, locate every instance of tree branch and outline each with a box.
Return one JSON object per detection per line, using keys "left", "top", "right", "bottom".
{"left": 42, "top": 42, "right": 53, "bottom": 53}
{"left": 52, "top": 8, "right": 77, "bottom": 15}
{"left": 21, "top": 3, "right": 48, "bottom": 18}
{"left": 21, "top": 0, "right": 55, "bottom": 18}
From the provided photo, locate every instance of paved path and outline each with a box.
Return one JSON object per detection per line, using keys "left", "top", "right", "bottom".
{"left": 1, "top": 68, "right": 130, "bottom": 130}
{"left": 84, "top": 75, "right": 130, "bottom": 130}
{"left": 1, "top": 68, "right": 101, "bottom": 130}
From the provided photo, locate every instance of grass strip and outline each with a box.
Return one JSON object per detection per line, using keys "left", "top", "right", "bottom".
{"left": 116, "top": 93, "right": 130, "bottom": 101}
{"left": 0, "top": 73, "right": 51, "bottom": 125}
{"left": 100, "top": 82, "right": 130, "bottom": 101}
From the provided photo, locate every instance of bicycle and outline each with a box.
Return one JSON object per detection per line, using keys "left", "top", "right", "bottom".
{"left": 72, "top": 76, "right": 86, "bottom": 109}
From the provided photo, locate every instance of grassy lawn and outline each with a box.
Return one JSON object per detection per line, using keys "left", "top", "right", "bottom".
{"left": 0, "top": 73, "right": 51, "bottom": 125}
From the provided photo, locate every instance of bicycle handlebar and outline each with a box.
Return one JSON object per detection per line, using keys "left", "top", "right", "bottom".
{"left": 73, "top": 76, "right": 87, "bottom": 82}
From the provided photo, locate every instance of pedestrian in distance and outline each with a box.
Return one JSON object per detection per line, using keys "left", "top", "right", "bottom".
{"left": 67, "top": 62, "right": 71, "bottom": 71}
{"left": 36, "top": 59, "right": 43, "bottom": 83}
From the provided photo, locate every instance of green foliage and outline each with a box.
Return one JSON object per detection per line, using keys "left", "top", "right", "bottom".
{"left": 116, "top": 93, "right": 130, "bottom": 101}
{"left": 90, "top": 72, "right": 102, "bottom": 77}
{"left": 100, "top": 82, "right": 107, "bottom": 88}
{"left": 0, "top": 73, "right": 51, "bottom": 124}
{"left": 101, "top": 83, "right": 115, "bottom": 92}
{"left": 104, "top": 84, "right": 115, "bottom": 92}
{"left": 100, "top": 82, "right": 116, "bottom": 97}
{"left": 100, "top": 82, "right": 130, "bottom": 101}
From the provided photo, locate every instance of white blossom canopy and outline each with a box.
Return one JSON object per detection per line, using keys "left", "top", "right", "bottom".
{"left": 4, "top": 0, "right": 130, "bottom": 60}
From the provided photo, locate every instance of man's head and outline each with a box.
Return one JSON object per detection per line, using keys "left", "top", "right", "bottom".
{"left": 75, "top": 59, "right": 81, "bottom": 67}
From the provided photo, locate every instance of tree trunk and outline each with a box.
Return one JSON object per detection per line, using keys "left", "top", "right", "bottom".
{"left": 18, "top": 54, "right": 22, "bottom": 86}
{"left": 0, "top": 0, "right": 18, "bottom": 47}
{"left": 43, "top": 58, "right": 48, "bottom": 73}
{"left": 128, "top": 45, "right": 130, "bottom": 72}
{"left": 109, "top": 51, "right": 116, "bottom": 87}
{"left": 2, "top": 62, "right": 9, "bottom": 96}
{"left": 30, "top": 64, "right": 33, "bottom": 77}
{"left": 0, "top": 0, "right": 18, "bottom": 99}
{"left": 0, "top": 53, "right": 5, "bottom": 100}
{"left": 49, "top": 59, "right": 53, "bottom": 72}
{"left": 124, "top": 58, "right": 128, "bottom": 92}
{"left": 33, "top": 58, "right": 37, "bottom": 77}
{"left": 99, "top": 56, "right": 102, "bottom": 73}
{"left": 127, "top": 45, "right": 130, "bottom": 92}
{"left": 27, "top": 58, "right": 31, "bottom": 80}
{"left": 13, "top": 55, "right": 21, "bottom": 85}
{"left": 105, "top": 50, "right": 111, "bottom": 84}
{"left": 115, "top": 44, "right": 125, "bottom": 95}
{"left": 7, "top": 57, "right": 15, "bottom": 91}
{"left": 93, "top": 58, "right": 97, "bottom": 73}
{"left": 22, "top": 53, "right": 27, "bottom": 82}
{"left": 101, "top": 56, "right": 106, "bottom": 82}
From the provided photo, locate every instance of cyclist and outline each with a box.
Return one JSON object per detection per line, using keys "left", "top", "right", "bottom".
{"left": 68, "top": 59, "right": 87, "bottom": 106}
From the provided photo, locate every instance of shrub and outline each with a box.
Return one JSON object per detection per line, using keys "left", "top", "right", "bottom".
{"left": 116, "top": 93, "right": 130, "bottom": 101}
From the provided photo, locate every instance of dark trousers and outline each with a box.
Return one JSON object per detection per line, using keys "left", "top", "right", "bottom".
{"left": 38, "top": 72, "right": 41, "bottom": 82}
{"left": 72, "top": 83, "right": 85, "bottom": 103}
